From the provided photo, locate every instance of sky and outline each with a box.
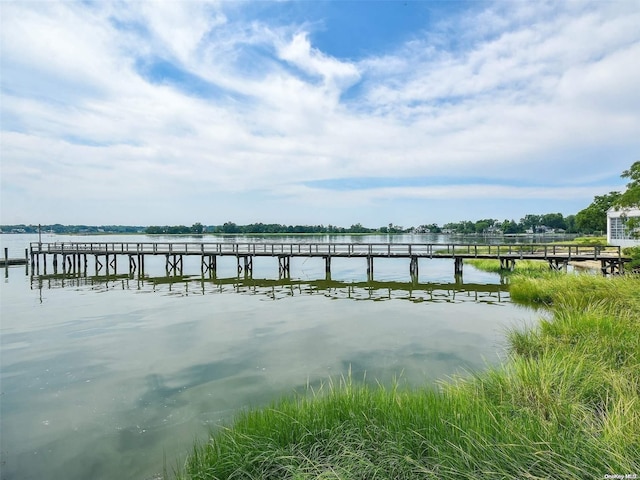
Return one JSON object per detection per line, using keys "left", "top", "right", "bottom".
{"left": 1, "top": 0, "right": 639, "bottom": 228}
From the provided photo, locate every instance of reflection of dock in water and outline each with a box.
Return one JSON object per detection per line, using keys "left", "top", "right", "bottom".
{"left": 30, "top": 273, "right": 509, "bottom": 303}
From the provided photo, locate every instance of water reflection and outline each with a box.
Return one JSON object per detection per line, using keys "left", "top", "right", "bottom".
{"left": 31, "top": 273, "right": 510, "bottom": 304}
{"left": 3, "top": 258, "right": 532, "bottom": 480}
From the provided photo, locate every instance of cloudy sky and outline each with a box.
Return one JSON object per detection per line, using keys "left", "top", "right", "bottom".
{"left": 2, "top": 1, "right": 639, "bottom": 228}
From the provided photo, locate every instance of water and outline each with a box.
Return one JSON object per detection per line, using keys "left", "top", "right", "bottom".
{"left": 0, "top": 234, "right": 538, "bottom": 480}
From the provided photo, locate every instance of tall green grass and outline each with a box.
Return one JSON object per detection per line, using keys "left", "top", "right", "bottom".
{"left": 175, "top": 274, "right": 640, "bottom": 479}
{"left": 466, "top": 258, "right": 549, "bottom": 276}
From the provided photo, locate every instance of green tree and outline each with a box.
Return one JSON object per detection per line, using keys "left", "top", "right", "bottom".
{"left": 500, "top": 219, "right": 520, "bottom": 234}
{"left": 564, "top": 215, "right": 577, "bottom": 233}
{"left": 474, "top": 220, "right": 491, "bottom": 233}
{"left": 617, "top": 161, "right": 640, "bottom": 208}
{"left": 519, "top": 214, "right": 541, "bottom": 231}
{"left": 190, "top": 222, "right": 204, "bottom": 234}
{"left": 145, "top": 226, "right": 164, "bottom": 234}
{"left": 615, "top": 161, "right": 640, "bottom": 234}
{"left": 576, "top": 192, "right": 621, "bottom": 233}
{"left": 540, "top": 213, "right": 566, "bottom": 230}
{"left": 221, "top": 222, "right": 239, "bottom": 234}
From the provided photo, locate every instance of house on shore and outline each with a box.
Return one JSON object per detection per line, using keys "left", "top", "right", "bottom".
{"left": 607, "top": 206, "right": 640, "bottom": 247}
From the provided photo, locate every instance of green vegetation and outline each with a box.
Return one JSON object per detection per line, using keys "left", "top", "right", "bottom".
{"left": 576, "top": 161, "right": 640, "bottom": 235}
{"left": 442, "top": 212, "right": 576, "bottom": 235}
{"left": 550, "top": 235, "right": 607, "bottom": 246}
{"left": 622, "top": 246, "right": 640, "bottom": 271}
{"left": 575, "top": 192, "right": 622, "bottom": 234}
{"left": 0, "top": 224, "right": 145, "bottom": 234}
{"left": 175, "top": 273, "right": 640, "bottom": 479}
{"left": 466, "top": 258, "right": 550, "bottom": 276}
{"left": 618, "top": 161, "right": 640, "bottom": 210}
{"left": 146, "top": 223, "right": 204, "bottom": 234}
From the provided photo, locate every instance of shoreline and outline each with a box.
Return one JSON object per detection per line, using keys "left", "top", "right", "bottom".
{"left": 175, "top": 271, "right": 640, "bottom": 479}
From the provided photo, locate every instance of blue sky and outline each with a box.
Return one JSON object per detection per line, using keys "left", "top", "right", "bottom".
{"left": 1, "top": 0, "right": 639, "bottom": 228}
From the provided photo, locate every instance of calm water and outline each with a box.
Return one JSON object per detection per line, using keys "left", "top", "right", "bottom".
{"left": 0, "top": 234, "right": 539, "bottom": 480}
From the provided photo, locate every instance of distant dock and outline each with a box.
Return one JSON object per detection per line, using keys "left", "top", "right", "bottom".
{"left": 1, "top": 248, "right": 29, "bottom": 267}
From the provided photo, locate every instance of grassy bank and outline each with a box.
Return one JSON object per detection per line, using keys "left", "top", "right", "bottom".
{"left": 175, "top": 273, "right": 639, "bottom": 479}
{"left": 466, "top": 258, "right": 550, "bottom": 276}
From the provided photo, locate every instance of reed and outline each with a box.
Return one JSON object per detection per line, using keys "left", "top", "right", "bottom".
{"left": 175, "top": 273, "right": 640, "bottom": 479}
{"left": 466, "top": 258, "right": 549, "bottom": 276}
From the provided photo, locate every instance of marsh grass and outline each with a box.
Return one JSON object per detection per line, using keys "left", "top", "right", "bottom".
{"left": 176, "top": 274, "right": 640, "bottom": 479}
{"left": 551, "top": 236, "right": 608, "bottom": 246}
{"left": 466, "top": 258, "right": 549, "bottom": 276}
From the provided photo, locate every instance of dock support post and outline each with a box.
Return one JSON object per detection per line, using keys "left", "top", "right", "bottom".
{"left": 236, "top": 255, "right": 253, "bottom": 278}
{"left": 140, "top": 254, "right": 145, "bottom": 276}
{"left": 165, "top": 254, "right": 182, "bottom": 276}
{"left": 548, "top": 259, "right": 568, "bottom": 272}
{"left": 600, "top": 259, "right": 623, "bottom": 276}
{"left": 129, "top": 255, "right": 137, "bottom": 275}
{"left": 278, "top": 256, "right": 291, "bottom": 279}
{"left": 212, "top": 256, "right": 217, "bottom": 277}
{"left": 201, "top": 255, "right": 217, "bottom": 277}
{"left": 454, "top": 258, "right": 463, "bottom": 276}
{"left": 324, "top": 256, "right": 331, "bottom": 275}
{"left": 367, "top": 256, "right": 374, "bottom": 281}
{"left": 409, "top": 256, "right": 419, "bottom": 280}
{"left": 500, "top": 258, "right": 516, "bottom": 271}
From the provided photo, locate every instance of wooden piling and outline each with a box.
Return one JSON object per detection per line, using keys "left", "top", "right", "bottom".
{"left": 454, "top": 258, "right": 463, "bottom": 276}
{"left": 324, "top": 256, "right": 331, "bottom": 275}
{"left": 278, "top": 256, "right": 291, "bottom": 278}
{"left": 409, "top": 256, "right": 419, "bottom": 277}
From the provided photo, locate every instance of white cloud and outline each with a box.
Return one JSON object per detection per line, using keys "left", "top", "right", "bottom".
{"left": 1, "top": 0, "right": 638, "bottom": 225}
{"left": 277, "top": 32, "right": 360, "bottom": 92}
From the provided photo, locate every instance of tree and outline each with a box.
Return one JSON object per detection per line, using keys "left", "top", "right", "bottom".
{"left": 500, "top": 219, "right": 520, "bottom": 234}
{"left": 564, "top": 215, "right": 577, "bottom": 233}
{"left": 615, "top": 161, "right": 640, "bottom": 234}
{"left": 190, "top": 222, "right": 204, "bottom": 234}
{"left": 474, "top": 220, "right": 491, "bottom": 233}
{"left": 519, "top": 214, "right": 541, "bottom": 231}
{"left": 617, "top": 161, "right": 640, "bottom": 208}
{"left": 221, "top": 222, "right": 239, "bottom": 234}
{"left": 540, "top": 213, "right": 567, "bottom": 230}
{"left": 575, "top": 192, "right": 621, "bottom": 233}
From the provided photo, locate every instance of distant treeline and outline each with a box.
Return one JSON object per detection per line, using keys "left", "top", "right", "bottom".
{"left": 144, "top": 222, "right": 386, "bottom": 235}
{"left": 0, "top": 224, "right": 145, "bottom": 234}
{"left": 102, "top": 213, "right": 586, "bottom": 235}
{"left": 1, "top": 212, "right": 603, "bottom": 236}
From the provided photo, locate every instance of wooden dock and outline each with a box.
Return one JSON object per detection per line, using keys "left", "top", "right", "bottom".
{"left": 28, "top": 241, "right": 629, "bottom": 279}
{"left": 1, "top": 248, "right": 28, "bottom": 267}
